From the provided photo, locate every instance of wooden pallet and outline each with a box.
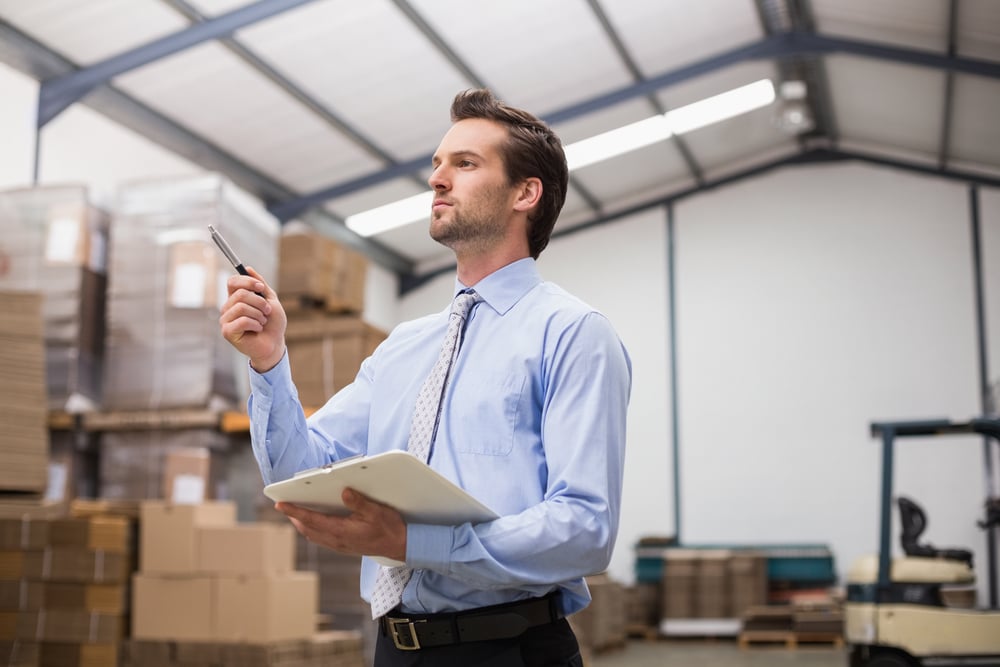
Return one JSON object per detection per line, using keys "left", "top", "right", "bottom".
{"left": 738, "top": 630, "right": 843, "bottom": 650}
{"left": 591, "top": 638, "right": 628, "bottom": 655}
{"left": 625, "top": 623, "right": 660, "bottom": 640}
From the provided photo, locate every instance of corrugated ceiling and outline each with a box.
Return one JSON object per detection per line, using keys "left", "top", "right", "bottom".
{"left": 1, "top": 0, "right": 998, "bottom": 282}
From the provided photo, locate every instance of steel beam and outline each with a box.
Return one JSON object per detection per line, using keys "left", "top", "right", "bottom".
{"left": 37, "top": 0, "right": 319, "bottom": 127}
{"left": 276, "top": 30, "right": 1000, "bottom": 221}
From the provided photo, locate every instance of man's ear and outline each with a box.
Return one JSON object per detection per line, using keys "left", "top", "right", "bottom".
{"left": 513, "top": 177, "right": 542, "bottom": 213}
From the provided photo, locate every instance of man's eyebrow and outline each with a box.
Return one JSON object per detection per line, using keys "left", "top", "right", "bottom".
{"left": 431, "top": 149, "right": 484, "bottom": 166}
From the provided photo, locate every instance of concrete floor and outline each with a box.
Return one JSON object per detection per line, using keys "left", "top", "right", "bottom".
{"left": 591, "top": 639, "right": 848, "bottom": 667}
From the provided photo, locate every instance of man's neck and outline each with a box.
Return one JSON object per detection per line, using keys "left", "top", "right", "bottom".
{"left": 455, "top": 247, "right": 530, "bottom": 287}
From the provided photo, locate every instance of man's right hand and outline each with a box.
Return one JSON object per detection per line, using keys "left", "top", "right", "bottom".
{"left": 219, "top": 266, "right": 287, "bottom": 373}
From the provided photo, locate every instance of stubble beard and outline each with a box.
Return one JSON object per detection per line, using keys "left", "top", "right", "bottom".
{"left": 429, "top": 184, "right": 510, "bottom": 255}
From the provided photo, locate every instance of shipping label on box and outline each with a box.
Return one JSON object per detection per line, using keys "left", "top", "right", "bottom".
{"left": 162, "top": 447, "right": 212, "bottom": 504}
{"left": 167, "top": 241, "right": 219, "bottom": 309}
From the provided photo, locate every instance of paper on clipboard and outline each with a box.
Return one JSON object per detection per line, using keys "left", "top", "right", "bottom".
{"left": 263, "top": 450, "right": 498, "bottom": 526}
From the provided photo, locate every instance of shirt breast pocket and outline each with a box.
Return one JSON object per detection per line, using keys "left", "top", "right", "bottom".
{"left": 453, "top": 372, "right": 525, "bottom": 456}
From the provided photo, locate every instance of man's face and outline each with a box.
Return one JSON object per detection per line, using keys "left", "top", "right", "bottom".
{"left": 427, "top": 118, "right": 519, "bottom": 253}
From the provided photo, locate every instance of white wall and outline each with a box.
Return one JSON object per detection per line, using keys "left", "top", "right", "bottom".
{"left": 0, "top": 63, "right": 38, "bottom": 188}
{"left": 675, "top": 164, "right": 997, "bottom": 603}
{"left": 398, "top": 166, "right": 999, "bottom": 598}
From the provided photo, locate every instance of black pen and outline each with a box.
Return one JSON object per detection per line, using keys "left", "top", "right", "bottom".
{"left": 208, "top": 225, "right": 264, "bottom": 297}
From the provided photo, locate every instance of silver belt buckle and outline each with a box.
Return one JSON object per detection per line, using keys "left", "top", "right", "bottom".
{"left": 388, "top": 617, "right": 425, "bottom": 650}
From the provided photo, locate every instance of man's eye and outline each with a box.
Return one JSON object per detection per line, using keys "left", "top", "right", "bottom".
{"left": 458, "top": 160, "right": 474, "bottom": 167}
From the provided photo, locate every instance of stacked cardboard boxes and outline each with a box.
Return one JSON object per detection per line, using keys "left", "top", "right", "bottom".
{"left": 284, "top": 316, "right": 387, "bottom": 407}
{"left": 729, "top": 551, "right": 768, "bottom": 619}
{"left": 98, "top": 429, "right": 230, "bottom": 502}
{"left": 279, "top": 232, "right": 386, "bottom": 407}
{"left": 569, "top": 573, "right": 626, "bottom": 655}
{"left": 660, "top": 549, "right": 769, "bottom": 623}
{"left": 0, "top": 185, "right": 109, "bottom": 412}
{"left": 254, "top": 502, "right": 376, "bottom": 664}
{"left": 0, "top": 514, "right": 134, "bottom": 665}
{"left": 132, "top": 501, "right": 318, "bottom": 645}
{"left": 278, "top": 231, "right": 367, "bottom": 314}
{"left": 0, "top": 291, "right": 49, "bottom": 494}
{"left": 123, "top": 630, "right": 364, "bottom": 667}
{"left": 105, "top": 175, "right": 278, "bottom": 410}
{"left": 624, "top": 582, "right": 660, "bottom": 636}
{"left": 660, "top": 549, "right": 699, "bottom": 619}
{"left": 278, "top": 229, "right": 386, "bottom": 407}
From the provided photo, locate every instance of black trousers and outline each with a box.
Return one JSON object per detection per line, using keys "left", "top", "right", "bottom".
{"left": 373, "top": 617, "right": 583, "bottom": 667}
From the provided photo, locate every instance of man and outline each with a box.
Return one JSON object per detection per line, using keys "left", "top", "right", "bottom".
{"left": 219, "top": 88, "right": 631, "bottom": 666}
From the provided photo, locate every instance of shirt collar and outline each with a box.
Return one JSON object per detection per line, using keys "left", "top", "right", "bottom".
{"left": 454, "top": 257, "right": 541, "bottom": 316}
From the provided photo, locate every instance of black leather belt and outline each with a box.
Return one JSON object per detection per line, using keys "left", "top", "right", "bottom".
{"left": 379, "top": 594, "right": 563, "bottom": 651}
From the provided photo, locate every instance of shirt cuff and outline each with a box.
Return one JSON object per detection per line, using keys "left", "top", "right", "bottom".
{"left": 248, "top": 349, "right": 291, "bottom": 396}
{"left": 406, "top": 523, "right": 454, "bottom": 570}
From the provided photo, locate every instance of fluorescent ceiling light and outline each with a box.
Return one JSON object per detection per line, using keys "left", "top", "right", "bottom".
{"left": 346, "top": 78, "right": 775, "bottom": 237}
{"left": 346, "top": 191, "right": 432, "bottom": 236}
{"left": 665, "top": 78, "right": 775, "bottom": 134}
{"left": 564, "top": 115, "right": 673, "bottom": 170}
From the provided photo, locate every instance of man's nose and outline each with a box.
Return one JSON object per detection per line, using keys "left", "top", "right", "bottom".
{"left": 428, "top": 166, "right": 449, "bottom": 190}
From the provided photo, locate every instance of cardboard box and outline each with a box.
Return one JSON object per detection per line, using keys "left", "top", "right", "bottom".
{"left": 0, "top": 581, "right": 43, "bottom": 611}
{"left": 0, "top": 291, "right": 49, "bottom": 493}
{"left": 279, "top": 232, "right": 368, "bottom": 314}
{"left": 0, "top": 186, "right": 110, "bottom": 411}
{"left": 215, "top": 572, "right": 318, "bottom": 642}
{"left": 0, "top": 519, "right": 49, "bottom": 550}
{"left": 48, "top": 516, "right": 132, "bottom": 553}
{"left": 285, "top": 316, "right": 387, "bottom": 407}
{"left": 198, "top": 523, "right": 295, "bottom": 575}
{"left": 139, "top": 501, "right": 236, "bottom": 573}
{"left": 43, "top": 582, "right": 128, "bottom": 614}
{"left": 106, "top": 175, "right": 278, "bottom": 411}
{"left": 132, "top": 572, "right": 317, "bottom": 643}
{"left": 162, "top": 447, "right": 212, "bottom": 504}
{"left": 1, "top": 549, "right": 131, "bottom": 584}
{"left": 0, "top": 581, "right": 125, "bottom": 614}
{"left": 3, "top": 609, "right": 121, "bottom": 643}
{"left": 132, "top": 574, "right": 214, "bottom": 641}
{"left": 0, "top": 639, "right": 36, "bottom": 666}
{"left": 40, "top": 641, "right": 118, "bottom": 667}
{"left": 100, "top": 429, "right": 229, "bottom": 501}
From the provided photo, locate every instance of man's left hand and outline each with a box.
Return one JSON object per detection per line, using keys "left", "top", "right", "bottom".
{"left": 275, "top": 489, "right": 407, "bottom": 562}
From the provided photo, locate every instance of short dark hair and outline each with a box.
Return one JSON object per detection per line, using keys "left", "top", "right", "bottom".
{"left": 450, "top": 89, "right": 568, "bottom": 259}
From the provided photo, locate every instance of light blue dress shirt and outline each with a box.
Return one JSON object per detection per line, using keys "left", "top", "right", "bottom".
{"left": 248, "top": 258, "right": 632, "bottom": 616}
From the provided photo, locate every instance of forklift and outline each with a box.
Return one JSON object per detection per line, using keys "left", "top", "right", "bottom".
{"left": 845, "top": 418, "right": 1000, "bottom": 666}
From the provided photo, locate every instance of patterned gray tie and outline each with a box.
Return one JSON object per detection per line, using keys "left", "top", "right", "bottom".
{"left": 369, "top": 290, "right": 479, "bottom": 619}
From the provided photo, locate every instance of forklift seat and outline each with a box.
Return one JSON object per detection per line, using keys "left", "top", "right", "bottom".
{"left": 898, "top": 496, "right": 974, "bottom": 569}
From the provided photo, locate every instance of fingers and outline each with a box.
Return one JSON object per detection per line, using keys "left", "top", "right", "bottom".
{"left": 273, "top": 495, "right": 406, "bottom": 561}
{"left": 244, "top": 266, "right": 276, "bottom": 300}
{"left": 224, "top": 275, "right": 270, "bottom": 311}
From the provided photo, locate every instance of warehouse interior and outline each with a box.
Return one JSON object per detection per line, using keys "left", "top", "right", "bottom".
{"left": 1, "top": 0, "right": 999, "bottom": 665}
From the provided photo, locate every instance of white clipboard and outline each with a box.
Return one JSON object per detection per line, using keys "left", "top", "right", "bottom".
{"left": 263, "top": 450, "right": 498, "bottom": 526}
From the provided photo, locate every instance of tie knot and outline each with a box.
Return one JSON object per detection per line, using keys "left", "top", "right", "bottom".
{"left": 451, "top": 291, "right": 478, "bottom": 319}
